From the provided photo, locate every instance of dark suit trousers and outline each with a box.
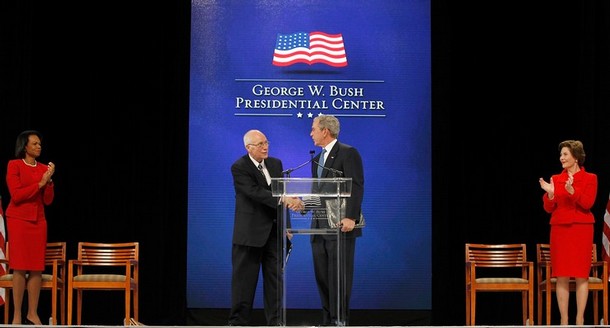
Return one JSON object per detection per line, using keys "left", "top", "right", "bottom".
{"left": 229, "top": 224, "right": 282, "bottom": 325}
{"left": 311, "top": 235, "right": 356, "bottom": 325}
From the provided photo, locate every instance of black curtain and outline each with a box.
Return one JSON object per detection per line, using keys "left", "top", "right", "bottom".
{"left": 0, "top": 0, "right": 189, "bottom": 325}
{"left": 1, "top": 0, "right": 609, "bottom": 326}
{"left": 432, "top": 1, "right": 610, "bottom": 326}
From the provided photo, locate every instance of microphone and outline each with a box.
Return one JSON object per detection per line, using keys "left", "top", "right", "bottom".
{"left": 313, "top": 160, "right": 344, "bottom": 177}
{"left": 282, "top": 150, "right": 316, "bottom": 176}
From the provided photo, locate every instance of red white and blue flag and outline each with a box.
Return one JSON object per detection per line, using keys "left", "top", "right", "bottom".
{"left": 602, "top": 193, "right": 610, "bottom": 263}
{"left": 0, "top": 198, "right": 6, "bottom": 305}
{"left": 602, "top": 193, "right": 610, "bottom": 266}
{"left": 272, "top": 31, "right": 347, "bottom": 67}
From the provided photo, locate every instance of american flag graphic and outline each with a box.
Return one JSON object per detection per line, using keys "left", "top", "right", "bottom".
{"left": 272, "top": 31, "right": 347, "bottom": 67}
{"left": 602, "top": 193, "right": 610, "bottom": 265}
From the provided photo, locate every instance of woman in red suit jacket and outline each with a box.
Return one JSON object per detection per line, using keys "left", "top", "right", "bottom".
{"left": 5, "top": 130, "right": 55, "bottom": 325}
{"left": 539, "top": 139, "right": 597, "bottom": 326}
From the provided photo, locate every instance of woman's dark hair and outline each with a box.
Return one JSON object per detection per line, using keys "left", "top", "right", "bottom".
{"left": 559, "top": 139, "right": 586, "bottom": 165}
{"left": 14, "top": 130, "right": 42, "bottom": 158}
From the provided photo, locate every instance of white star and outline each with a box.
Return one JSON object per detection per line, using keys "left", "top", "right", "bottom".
{"left": 307, "top": 112, "right": 314, "bottom": 118}
{"left": 297, "top": 112, "right": 303, "bottom": 118}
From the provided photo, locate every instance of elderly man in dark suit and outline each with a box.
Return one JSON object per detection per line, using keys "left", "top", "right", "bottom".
{"left": 309, "top": 115, "right": 364, "bottom": 326}
{"left": 228, "top": 129, "right": 302, "bottom": 326}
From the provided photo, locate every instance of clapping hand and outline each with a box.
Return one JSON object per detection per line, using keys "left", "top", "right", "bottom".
{"left": 565, "top": 173, "right": 574, "bottom": 194}
{"left": 539, "top": 176, "right": 555, "bottom": 199}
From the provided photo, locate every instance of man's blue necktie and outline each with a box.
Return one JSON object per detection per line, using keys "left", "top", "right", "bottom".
{"left": 317, "top": 149, "right": 326, "bottom": 178}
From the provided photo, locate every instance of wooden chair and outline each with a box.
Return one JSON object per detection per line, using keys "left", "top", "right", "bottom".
{"left": 0, "top": 241, "right": 67, "bottom": 325}
{"left": 536, "top": 243, "right": 608, "bottom": 325}
{"left": 67, "top": 241, "right": 139, "bottom": 325}
{"left": 465, "top": 243, "right": 534, "bottom": 325}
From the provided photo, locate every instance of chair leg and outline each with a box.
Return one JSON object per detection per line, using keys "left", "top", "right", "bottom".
{"left": 60, "top": 287, "right": 65, "bottom": 325}
{"left": 4, "top": 289, "right": 10, "bottom": 324}
{"left": 77, "top": 289, "right": 82, "bottom": 325}
{"left": 537, "top": 289, "right": 542, "bottom": 325}
{"left": 465, "top": 288, "right": 470, "bottom": 325}
{"left": 593, "top": 291, "right": 599, "bottom": 325}
{"left": 470, "top": 290, "right": 476, "bottom": 326}
{"left": 51, "top": 286, "right": 57, "bottom": 325}
{"left": 133, "top": 289, "right": 139, "bottom": 321}
{"left": 522, "top": 290, "right": 527, "bottom": 325}
{"left": 595, "top": 288, "right": 608, "bottom": 325}
{"left": 125, "top": 288, "right": 130, "bottom": 325}
{"left": 546, "top": 289, "right": 552, "bottom": 325}
{"left": 524, "top": 290, "right": 534, "bottom": 326}
{"left": 67, "top": 285, "right": 73, "bottom": 325}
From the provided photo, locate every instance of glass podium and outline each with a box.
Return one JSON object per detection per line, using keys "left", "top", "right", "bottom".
{"left": 271, "top": 177, "right": 352, "bottom": 327}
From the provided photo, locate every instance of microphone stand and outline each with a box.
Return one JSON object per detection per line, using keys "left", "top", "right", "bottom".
{"left": 313, "top": 160, "right": 344, "bottom": 177}
{"left": 282, "top": 160, "right": 309, "bottom": 177}
{"left": 282, "top": 150, "right": 315, "bottom": 177}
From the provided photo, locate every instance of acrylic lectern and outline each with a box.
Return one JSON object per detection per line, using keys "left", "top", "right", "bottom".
{"left": 271, "top": 177, "right": 352, "bottom": 327}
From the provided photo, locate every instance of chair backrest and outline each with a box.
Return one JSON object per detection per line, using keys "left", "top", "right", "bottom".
{"left": 45, "top": 241, "right": 67, "bottom": 265}
{"left": 537, "top": 243, "right": 597, "bottom": 263}
{"left": 77, "top": 241, "right": 139, "bottom": 268}
{"left": 465, "top": 243, "right": 528, "bottom": 267}
{"left": 537, "top": 243, "right": 551, "bottom": 264}
{"left": 4, "top": 241, "right": 66, "bottom": 268}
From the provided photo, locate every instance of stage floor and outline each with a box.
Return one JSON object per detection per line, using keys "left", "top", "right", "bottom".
{"left": 0, "top": 324, "right": 610, "bottom": 328}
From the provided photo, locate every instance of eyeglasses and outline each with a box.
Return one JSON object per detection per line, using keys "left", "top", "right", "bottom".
{"left": 248, "top": 140, "right": 269, "bottom": 148}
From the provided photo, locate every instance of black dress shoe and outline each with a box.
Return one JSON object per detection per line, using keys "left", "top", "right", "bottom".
{"left": 24, "top": 318, "right": 41, "bottom": 325}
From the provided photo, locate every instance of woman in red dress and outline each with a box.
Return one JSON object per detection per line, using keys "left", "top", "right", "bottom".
{"left": 5, "top": 130, "right": 55, "bottom": 325}
{"left": 539, "top": 139, "right": 597, "bottom": 326}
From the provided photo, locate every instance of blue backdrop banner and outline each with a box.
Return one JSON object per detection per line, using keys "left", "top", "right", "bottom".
{"left": 188, "top": 0, "right": 431, "bottom": 310}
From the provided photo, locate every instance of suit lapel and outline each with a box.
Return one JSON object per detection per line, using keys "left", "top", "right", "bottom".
{"left": 324, "top": 143, "right": 340, "bottom": 176}
{"left": 266, "top": 159, "right": 278, "bottom": 178}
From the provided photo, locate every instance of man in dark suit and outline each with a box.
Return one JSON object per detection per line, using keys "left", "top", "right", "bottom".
{"left": 229, "top": 129, "right": 302, "bottom": 326}
{"left": 309, "top": 115, "right": 364, "bottom": 326}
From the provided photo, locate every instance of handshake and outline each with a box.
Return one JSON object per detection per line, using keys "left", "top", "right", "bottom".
{"left": 282, "top": 196, "right": 305, "bottom": 212}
